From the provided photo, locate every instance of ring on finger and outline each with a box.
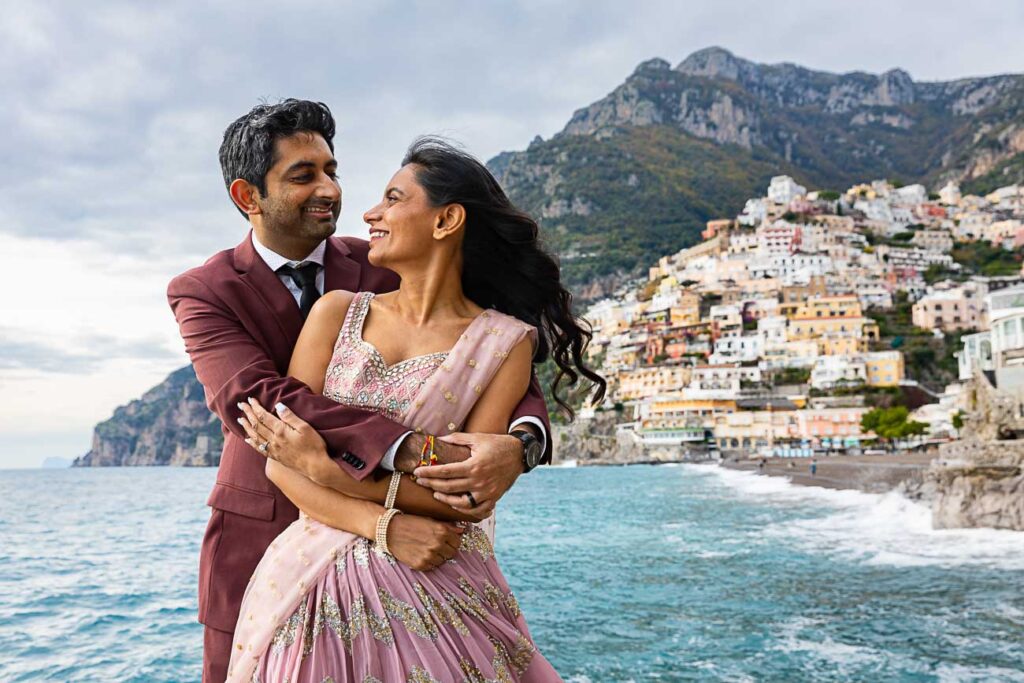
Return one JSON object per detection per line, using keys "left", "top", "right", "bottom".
{"left": 465, "top": 492, "right": 478, "bottom": 508}
{"left": 258, "top": 441, "right": 270, "bottom": 453}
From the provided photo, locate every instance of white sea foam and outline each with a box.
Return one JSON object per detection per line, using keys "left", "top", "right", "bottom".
{"left": 936, "top": 662, "right": 1024, "bottom": 682}
{"left": 683, "top": 465, "right": 1024, "bottom": 570}
{"left": 769, "top": 616, "right": 930, "bottom": 679}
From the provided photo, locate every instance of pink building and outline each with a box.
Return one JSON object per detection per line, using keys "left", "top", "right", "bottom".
{"left": 911, "top": 284, "right": 985, "bottom": 332}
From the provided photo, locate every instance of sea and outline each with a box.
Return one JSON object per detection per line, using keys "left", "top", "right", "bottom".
{"left": 0, "top": 464, "right": 1022, "bottom": 682}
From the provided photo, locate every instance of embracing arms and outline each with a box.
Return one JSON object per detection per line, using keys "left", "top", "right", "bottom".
{"left": 167, "top": 272, "right": 406, "bottom": 479}
{"left": 249, "top": 292, "right": 532, "bottom": 568}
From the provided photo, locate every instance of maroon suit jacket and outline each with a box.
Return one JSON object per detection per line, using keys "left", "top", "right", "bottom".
{"left": 167, "top": 232, "right": 551, "bottom": 634}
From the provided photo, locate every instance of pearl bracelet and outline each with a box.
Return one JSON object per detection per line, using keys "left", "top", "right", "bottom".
{"left": 375, "top": 508, "right": 402, "bottom": 555}
{"left": 385, "top": 471, "right": 402, "bottom": 510}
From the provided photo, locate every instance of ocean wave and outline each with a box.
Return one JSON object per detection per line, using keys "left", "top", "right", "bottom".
{"left": 686, "top": 464, "right": 1024, "bottom": 571}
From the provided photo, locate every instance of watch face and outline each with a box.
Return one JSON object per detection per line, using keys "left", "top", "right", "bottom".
{"left": 525, "top": 442, "right": 543, "bottom": 468}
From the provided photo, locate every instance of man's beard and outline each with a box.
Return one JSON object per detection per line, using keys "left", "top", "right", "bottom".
{"left": 261, "top": 199, "right": 339, "bottom": 241}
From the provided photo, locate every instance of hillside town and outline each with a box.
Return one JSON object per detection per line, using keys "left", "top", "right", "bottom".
{"left": 582, "top": 175, "right": 1024, "bottom": 460}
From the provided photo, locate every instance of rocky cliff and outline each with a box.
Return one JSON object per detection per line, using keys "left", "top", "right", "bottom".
{"left": 489, "top": 46, "right": 1024, "bottom": 292}
{"left": 552, "top": 408, "right": 710, "bottom": 466}
{"left": 73, "top": 366, "right": 222, "bottom": 467}
{"left": 918, "top": 439, "right": 1024, "bottom": 531}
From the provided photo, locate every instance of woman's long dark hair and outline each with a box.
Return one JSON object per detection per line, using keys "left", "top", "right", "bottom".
{"left": 402, "top": 136, "right": 606, "bottom": 417}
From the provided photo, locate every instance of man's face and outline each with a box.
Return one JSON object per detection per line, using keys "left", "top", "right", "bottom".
{"left": 256, "top": 132, "right": 341, "bottom": 241}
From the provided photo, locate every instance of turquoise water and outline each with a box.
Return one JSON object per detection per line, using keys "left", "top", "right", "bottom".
{"left": 0, "top": 465, "right": 1022, "bottom": 682}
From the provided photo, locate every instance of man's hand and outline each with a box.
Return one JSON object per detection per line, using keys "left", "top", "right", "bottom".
{"left": 237, "top": 398, "right": 330, "bottom": 480}
{"left": 386, "top": 514, "right": 464, "bottom": 571}
{"left": 412, "top": 432, "right": 524, "bottom": 517}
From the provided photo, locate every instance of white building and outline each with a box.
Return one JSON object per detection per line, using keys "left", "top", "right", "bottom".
{"left": 768, "top": 175, "right": 808, "bottom": 205}
{"left": 738, "top": 198, "right": 768, "bottom": 226}
{"left": 811, "top": 355, "right": 867, "bottom": 390}
{"left": 710, "top": 334, "right": 764, "bottom": 364}
{"left": 892, "top": 184, "right": 928, "bottom": 206}
{"left": 939, "top": 181, "right": 961, "bottom": 206}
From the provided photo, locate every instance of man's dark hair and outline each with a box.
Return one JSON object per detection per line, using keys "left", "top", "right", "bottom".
{"left": 219, "top": 99, "right": 336, "bottom": 215}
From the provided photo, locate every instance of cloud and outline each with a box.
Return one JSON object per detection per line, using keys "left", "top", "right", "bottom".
{"left": 0, "top": 329, "right": 178, "bottom": 375}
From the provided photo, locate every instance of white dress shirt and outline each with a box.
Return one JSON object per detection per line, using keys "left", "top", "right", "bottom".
{"left": 250, "top": 233, "right": 547, "bottom": 469}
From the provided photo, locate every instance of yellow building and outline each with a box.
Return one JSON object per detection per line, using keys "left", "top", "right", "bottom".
{"left": 817, "top": 334, "right": 867, "bottom": 356}
{"left": 641, "top": 396, "right": 737, "bottom": 430}
{"left": 788, "top": 316, "right": 880, "bottom": 347}
{"left": 865, "top": 351, "right": 904, "bottom": 387}
{"left": 616, "top": 364, "right": 691, "bottom": 401}
{"left": 790, "top": 294, "right": 864, "bottom": 320}
{"left": 670, "top": 291, "right": 701, "bottom": 326}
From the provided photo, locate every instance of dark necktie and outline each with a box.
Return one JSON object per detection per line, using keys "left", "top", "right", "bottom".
{"left": 278, "top": 262, "right": 321, "bottom": 319}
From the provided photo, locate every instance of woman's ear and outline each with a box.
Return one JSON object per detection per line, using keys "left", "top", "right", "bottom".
{"left": 433, "top": 204, "right": 466, "bottom": 240}
{"left": 229, "top": 178, "right": 262, "bottom": 218}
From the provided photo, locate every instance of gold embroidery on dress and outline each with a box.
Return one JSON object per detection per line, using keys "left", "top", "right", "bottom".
{"left": 454, "top": 579, "right": 520, "bottom": 618}
{"left": 318, "top": 592, "right": 394, "bottom": 651}
{"left": 372, "top": 541, "right": 398, "bottom": 565}
{"left": 459, "top": 525, "right": 494, "bottom": 561}
{"left": 270, "top": 601, "right": 307, "bottom": 651}
{"left": 454, "top": 578, "right": 492, "bottom": 620}
{"left": 335, "top": 551, "right": 347, "bottom": 576}
{"left": 496, "top": 633, "right": 536, "bottom": 675}
{"left": 353, "top": 538, "right": 372, "bottom": 567}
{"left": 407, "top": 666, "right": 442, "bottom": 683}
{"left": 414, "top": 583, "right": 470, "bottom": 635}
{"left": 457, "top": 636, "right": 535, "bottom": 682}
{"left": 362, "top": 676, "right": 383, "bottom": 683}
{"left": 377, "top": 587, "right": 439, "bottom": 640}
{"left": 458, "top": 651, "right": 513, "bottom": 683}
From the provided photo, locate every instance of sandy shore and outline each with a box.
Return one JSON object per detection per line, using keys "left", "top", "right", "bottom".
{"left": 719, "top": 451, "right": 938, "bottom": 493}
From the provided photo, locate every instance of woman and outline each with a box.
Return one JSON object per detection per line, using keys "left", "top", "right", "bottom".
{"left": 230, "top": 137, "right": 604, "bottom": 682}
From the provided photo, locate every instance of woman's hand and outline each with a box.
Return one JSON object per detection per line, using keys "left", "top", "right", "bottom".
{"left": 237, "top": 398, "right": 330, "bottom": 481}
{"left": 385, "top": 514, "right": 465, "bottom": 571}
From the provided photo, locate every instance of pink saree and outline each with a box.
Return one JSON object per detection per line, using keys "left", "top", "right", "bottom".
{"left": 227, "top": 292, "right": 562, "bottom": 682}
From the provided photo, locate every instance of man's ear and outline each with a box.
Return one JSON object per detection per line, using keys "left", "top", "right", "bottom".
{"left": 433, "top": 204, "right": 466, "bottom": 240}
{"left": 229, "top": 178, "right": 263, "bottom": 217}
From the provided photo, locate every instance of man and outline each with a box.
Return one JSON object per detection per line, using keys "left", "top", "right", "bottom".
{"left": 167, "top": 99, "right": 550, "bottom": 683}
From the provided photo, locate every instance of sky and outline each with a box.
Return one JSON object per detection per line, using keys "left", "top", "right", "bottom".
{"left": 2, "top": 0, "right": 1023, "bottom": 468}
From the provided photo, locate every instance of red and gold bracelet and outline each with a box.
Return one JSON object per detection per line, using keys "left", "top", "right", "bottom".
{"left": 419, "top": 434, "right": 437, "bottom": 467}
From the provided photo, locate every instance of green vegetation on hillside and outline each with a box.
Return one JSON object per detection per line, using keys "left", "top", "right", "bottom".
{"left": 493, "top": 125, "right": 804, "bottom": 288}
{"left": 951, "top": 241, "right": 1024, "bottom": 276}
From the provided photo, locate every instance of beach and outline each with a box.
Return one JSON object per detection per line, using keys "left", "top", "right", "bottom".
{"left": 719, "top": 451, "right": 938, "bottom": 493}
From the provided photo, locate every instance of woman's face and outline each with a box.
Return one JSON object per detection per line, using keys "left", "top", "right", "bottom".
{"left": 363, "top": 164, "right": 442, "bottom": 269}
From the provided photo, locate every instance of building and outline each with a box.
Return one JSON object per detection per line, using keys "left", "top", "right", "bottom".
{"left": 911, "top": 228, "right": 954, "bottom": 253}
{"left": 811, "top": 355, "right": 867, "bottom": 390}
{"left": 617, "top": 364, "right": 691, "bottom": 401}
{"left": 767, "top": 175, "right": 808, "bottom": 205}
{"left": 912, "top": 283, "right": 984, "bottom": 332}
{"left": 864, "top": 351, "right": 904, "bottom": 387}
{"left": 938, "top": 181, "right": 961, "bottom": 206}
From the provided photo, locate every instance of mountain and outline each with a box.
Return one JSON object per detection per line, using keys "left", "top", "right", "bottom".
{"left": 72, "top": 366, "right": 222, "bottom": 467}
{"left": 488, "top": 47, "right": 1024, "bottom": 291}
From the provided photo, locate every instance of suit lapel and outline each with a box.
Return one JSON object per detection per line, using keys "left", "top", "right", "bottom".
{"left": 324, "top": 237, "right": 361, "bottom": 293}
{"left": 233, "top": 232, "right": 305, "bottom": 345}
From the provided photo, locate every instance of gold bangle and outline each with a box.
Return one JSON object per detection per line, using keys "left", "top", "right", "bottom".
{"left": 384, "top": 471, "right": 402, "bottom": 510}
{"left": 375, "top": 508, "right": 402, "bottom": 555}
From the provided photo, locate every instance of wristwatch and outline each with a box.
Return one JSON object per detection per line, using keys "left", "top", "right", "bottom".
{"left": 512, "top": 430, "right": 543, "bottom": 473}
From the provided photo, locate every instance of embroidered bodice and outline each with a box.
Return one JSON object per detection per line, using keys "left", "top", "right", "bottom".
{"left": 323, "top": 292, "right": 448, "bottom": 422}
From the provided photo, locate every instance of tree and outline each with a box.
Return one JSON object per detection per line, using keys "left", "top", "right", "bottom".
{"left": 861, "top": 406, "right": 928, "bottom": 450}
